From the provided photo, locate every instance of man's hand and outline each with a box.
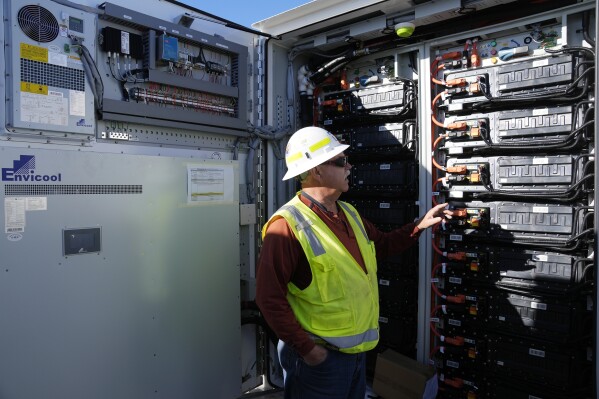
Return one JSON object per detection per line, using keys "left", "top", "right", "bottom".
{"left": 416, "top": 203, "right": 452, "bottom": 230}
{"left": 302, "top": 344, "right": 328, "bottom": 366}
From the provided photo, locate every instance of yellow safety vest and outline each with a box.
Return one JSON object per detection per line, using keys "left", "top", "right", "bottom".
{"left": 262, "top": 195, "right": 380, "bottom": 353}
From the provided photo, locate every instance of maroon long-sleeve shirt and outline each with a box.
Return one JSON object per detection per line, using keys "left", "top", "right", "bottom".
{"left": 255, "top": 194, "right": 421, "bottom": 356}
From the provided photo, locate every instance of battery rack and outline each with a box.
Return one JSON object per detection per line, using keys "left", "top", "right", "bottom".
{"left": 429, "top": 16, "right": 595, "bottom": 399}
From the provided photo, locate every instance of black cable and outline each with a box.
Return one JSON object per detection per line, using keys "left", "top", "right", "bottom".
{"left": 582, "top": 11, "right": 596, "bottom": 47}
{"left": 468, "top": 154, "right": 593, "bottom": 202}
{"left": 469, "top": 60, "right": 593, "bottom": 112}
{"left": 493, "top": 280, "right": 592, "bottom": 297}
{"left": 308, "top": 54, "right": 351, "bottom": 85}
{"left": 545, "top": 45, "right": 595, "bottom": 58}
{"left": 471, "top": 100, "right": 594, "bottom": 153}
{"left": 443, "top": 223, "right": 593, "bottom": 252}
{"left": 72, "top": 39, "right": 104, "bottom": 111}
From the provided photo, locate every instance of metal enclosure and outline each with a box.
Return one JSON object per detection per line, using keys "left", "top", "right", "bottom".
{"left": 1, "top": 0, "right": 248, "bottom": 396}
{"left": 0, "top": 147, "right": 241, "bottom": 398}
{"left": 256, "top": 0, "right": 596, "bottom": 398}
{"left": 0, "top": 0, "right": 596, "bottom": 397}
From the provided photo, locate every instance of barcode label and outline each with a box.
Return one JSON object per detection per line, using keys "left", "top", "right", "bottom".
{"left": 446, "top": 360, "right": 460, "bottom": 369}
{"left": 529, "top": 348, "right": 546, "bottom": 358}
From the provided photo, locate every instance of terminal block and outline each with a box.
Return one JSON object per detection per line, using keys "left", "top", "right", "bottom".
{"left": 445, "top": 207, "right": 489, "bottom": 229}
{"left": 446, "top": 163, "right": 488, "bottom": 185}
{"left": 445, "top": 75, "right": 486, "bottom": 98}
{"left": 445, "top": 118, "right": 488, "bottom": 140}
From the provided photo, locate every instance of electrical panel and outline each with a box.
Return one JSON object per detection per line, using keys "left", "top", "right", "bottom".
{"left": 4, "top": 0, "right": 97, "bottom": 139}
{"left": 96, "top": 3, "right": 248, "bottom": 140}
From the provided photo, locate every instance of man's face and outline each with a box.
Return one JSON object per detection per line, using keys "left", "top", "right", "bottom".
{"left": 317, "top": 154, "right": 352, "bottom": 193}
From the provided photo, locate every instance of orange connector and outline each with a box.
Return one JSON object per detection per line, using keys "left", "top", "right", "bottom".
{"left": 445, "top": 335, "right": 465, "bottom": 346}
{"left": 444, "top": 377, "right": 464, "bottom": 388}
{"left": 446, "top": 121, "right": 468, "bottom": 130}
{"left": 453, "top": 208, "right": 468, "bottom": 218}
{"left": 446, "top": 165, "right": 468, "bottom": 174}
{"left": 447, "top": 294, "right": 466, "bottom": 304}
{"left": 447, "top": 252, "right": 467, "bottom": 261}
{"left": 469, "top": 172, "right": 481, "bottom": 183}
{"left": 446, "top": 78, "right": 467, "bottom": 87}
{"left": 468, "top": 82, "right": 481, "bottom": 94}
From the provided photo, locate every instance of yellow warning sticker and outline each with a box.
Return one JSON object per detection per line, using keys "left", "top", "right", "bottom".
{"left": 20, "top": 43, "right": 48, "bottom": 63}
{"left": 21, "top": 82, "right": 48, "bottom": 95}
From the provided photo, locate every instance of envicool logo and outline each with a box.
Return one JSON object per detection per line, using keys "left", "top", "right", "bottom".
{"left": 1, "top": 155, "right": 62, "bottom": 182}
{"left": 76, "top": 119, "right": 92, "bottom": 127}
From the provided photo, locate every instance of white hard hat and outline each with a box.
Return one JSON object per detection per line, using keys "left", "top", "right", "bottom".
{"left": 282, "top": 126, "right": 349, "bottom": 180}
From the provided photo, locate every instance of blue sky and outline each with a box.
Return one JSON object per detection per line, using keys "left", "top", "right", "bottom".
{"left": 183, "top": 0, "right": 312, "bottom": 28}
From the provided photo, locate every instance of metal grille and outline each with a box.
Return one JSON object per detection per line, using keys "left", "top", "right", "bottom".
{"left": 21, "top": 59, "right": 85, "bottom": 91}
{"left": 17, "top": 5, "right": 59, "bottom": 43}
{"left": 5, "top": 185, "right": 142, "bottom": 196}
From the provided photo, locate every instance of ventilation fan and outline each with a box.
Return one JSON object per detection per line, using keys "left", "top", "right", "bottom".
{"left": 18, "top": 5, "right": 59, "bottom": 43}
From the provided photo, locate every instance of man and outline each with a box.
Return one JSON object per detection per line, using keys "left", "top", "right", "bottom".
{"left": 256, "top": 126, "right": 450, "bottom": 399}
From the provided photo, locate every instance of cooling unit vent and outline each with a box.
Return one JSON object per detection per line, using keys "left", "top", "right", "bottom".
{"left": 18, "top": 5, "right": 59, "bottom": 43}
{"left": 5, "top": 185, "right": 143, "bottom": 196}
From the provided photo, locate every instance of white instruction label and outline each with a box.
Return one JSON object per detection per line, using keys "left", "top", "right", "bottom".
{"left": 21, "top": 92, "right": 68, "bottom": 126}
{"left": 5, "top": 197, "right": 26, "bottom": 233}
{"left": 70, "top": 90, "right": 86, "bottom": 116}
{"left": 25, "top": 197, "right": 47, "bottom": 211}
{"left": 48, "top": 51, "right": 68, "bottom": 67}
{"left": 120, "top": 31, "right": 130, "bottom": 54}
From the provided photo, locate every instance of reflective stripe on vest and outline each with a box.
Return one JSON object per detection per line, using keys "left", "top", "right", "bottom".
{"left": 280, "top": 204, "right": 326, "bottom": 257}
{"left": 338, "top": 201, "right": 368, "bottom": 241}
{"left": 318, "top": 328, "right": 379, "bottom": 350}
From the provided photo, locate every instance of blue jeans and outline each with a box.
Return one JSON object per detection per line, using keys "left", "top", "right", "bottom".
{"left": 277, "top": 340, "right": 366, "bottom": 399}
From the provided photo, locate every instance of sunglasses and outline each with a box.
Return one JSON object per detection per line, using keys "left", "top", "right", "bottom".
{"left": 322, "top": 156, "right": 348, "bottom": 167}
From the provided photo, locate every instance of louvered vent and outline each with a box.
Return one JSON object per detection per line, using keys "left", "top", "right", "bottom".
{"left": 18, "top": 5, "right": 59, "bottom": 43}
{"left": 5, "top": 185, "right": 143, "bottom": 196}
